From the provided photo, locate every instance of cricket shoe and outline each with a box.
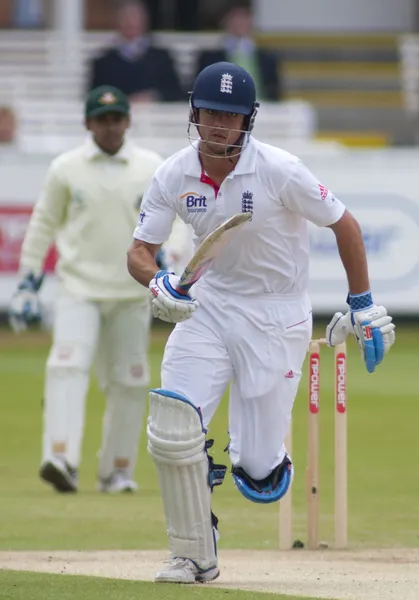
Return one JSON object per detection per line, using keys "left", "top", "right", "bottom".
{"left": 98, "top": 470, "right": 138, "bottom": 493}
{"left": 39, "top": 457, "right": 78, "bottom": 493}
{"left": 155, "top": 557, "right": 220, "bottom": 584}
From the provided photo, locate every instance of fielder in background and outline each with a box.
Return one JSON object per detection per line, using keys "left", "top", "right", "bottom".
{"left": 127, "top": 62, "right": 396, "bottom": 583}
{"left": 8, "top": 85, "right": 179, "bottom": 494}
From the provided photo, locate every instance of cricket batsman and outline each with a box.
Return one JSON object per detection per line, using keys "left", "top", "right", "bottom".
{"left": 8, "top": 85, "right": 188, "bottom": 494}
{"left": 127, "top": 63, "right": 396, "bottom": 582}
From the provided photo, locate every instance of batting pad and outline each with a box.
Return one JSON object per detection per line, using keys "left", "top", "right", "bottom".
{"left": 147, "top": 389, "right": 217, "bottom": 569}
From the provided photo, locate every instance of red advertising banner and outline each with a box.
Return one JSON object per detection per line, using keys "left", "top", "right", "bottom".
{"left": 0, "top": 205, "right": 57, "bottom": 272}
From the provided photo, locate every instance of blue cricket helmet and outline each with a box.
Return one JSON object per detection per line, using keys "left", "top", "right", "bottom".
{"left": 191, "top": 61, "right": 258, "bottom": 116}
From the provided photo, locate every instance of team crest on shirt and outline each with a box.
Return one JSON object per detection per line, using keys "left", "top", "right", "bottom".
{"left": 241, "top": 190, "right": 253, "bottom": 220}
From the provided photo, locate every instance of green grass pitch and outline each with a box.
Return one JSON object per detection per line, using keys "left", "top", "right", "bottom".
{"left": 0, "top": 323, "right": 418, "bottom": 599}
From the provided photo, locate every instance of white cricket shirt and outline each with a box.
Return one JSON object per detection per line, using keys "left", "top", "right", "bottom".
{"left": 21, "top": 137, "right": 163, "bottom": 299}
{"left": 134, "top": 137, "right": 346, "bottom": 296}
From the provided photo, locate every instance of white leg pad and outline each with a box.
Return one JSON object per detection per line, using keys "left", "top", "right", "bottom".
{"left": 147, "top": 389, "right": 217, "bottom": 570}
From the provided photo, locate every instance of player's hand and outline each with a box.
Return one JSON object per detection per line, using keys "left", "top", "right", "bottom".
{"left": 8, "top": 272, "right": 44, "bottom": 333}
{"left": 326, "top": 311, "right": 352, "bottom": 347}
{"left": 350, "top": 305, "right": 395, "bottom": 373}
{"left": 327, "top": 292, "right": 395, "bottom": 373}
{"left": 149, "top": 270, "right": 199, "bottom": 324}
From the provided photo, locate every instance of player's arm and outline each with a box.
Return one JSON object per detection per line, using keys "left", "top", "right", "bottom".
{"left": 327, "top": 209, "right": 370, "bottom": 294}
{"left": 282, "top": 160, "right": 395, "bottom": 373}
{"left": 8, "top": 160, "right": 69, "bottom": 332}
{"left": 127, "top": 239, "right": 162, "bottom": 287}
{"left": 281, "top": 161, "right": 366, "bottom": 292}
{"left": 20, "top": 159, "right": 68, "bottom": 276}
{"left": 327, "top": 209, "right": 395, "bottom": 372}
{"left": 128, "top": 177, "right": 198, "bottom": 323}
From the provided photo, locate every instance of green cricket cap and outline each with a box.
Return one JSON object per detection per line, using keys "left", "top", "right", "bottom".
{"left": 85, "top": 86, "right": 130, "bottom": 119}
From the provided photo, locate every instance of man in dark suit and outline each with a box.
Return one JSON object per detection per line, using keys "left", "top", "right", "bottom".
{"left": 87, "top": 0, "right": 183, "bottom": 103}
{"left": 196, "top": 3, "right": 281, "bottom": 102}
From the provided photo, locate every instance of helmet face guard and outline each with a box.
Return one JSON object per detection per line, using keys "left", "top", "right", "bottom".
{"left": 187, "top": 62, "right": 259, "bottom": 158}
{"left": 187, "top": 97, "right": 259, "bottom": 157}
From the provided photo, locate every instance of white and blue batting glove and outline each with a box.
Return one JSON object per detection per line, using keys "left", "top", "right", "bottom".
{"left": 326, "top": 311, "right": 352, "bottom": 347}
{"left": 149, "top": 270, "right": 199, "bottom": 324}
{"left": 8, "top": 272, "right": 44, "bottom": 333}
{"left": 326, "top": 291, "right": 395, "bottom": 373}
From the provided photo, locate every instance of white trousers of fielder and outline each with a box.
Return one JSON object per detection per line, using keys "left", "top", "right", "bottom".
{"left": 43, "top": 286, "right": 150, "bottom": 481}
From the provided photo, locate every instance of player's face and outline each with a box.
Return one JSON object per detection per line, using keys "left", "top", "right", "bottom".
{"left": 198, "top": 109, "right": 246, "bottom": 156}
{"left": 86, "top": 112, "right": 130, "bottom": 155}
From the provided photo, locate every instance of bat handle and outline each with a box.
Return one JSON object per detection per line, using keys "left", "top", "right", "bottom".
{"left": 175, "top": 284, "right": 191, "bottom": 296}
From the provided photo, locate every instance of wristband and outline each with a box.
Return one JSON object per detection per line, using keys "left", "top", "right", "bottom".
{"left": 346, "top": 290, "right": 373, "bottom": 312}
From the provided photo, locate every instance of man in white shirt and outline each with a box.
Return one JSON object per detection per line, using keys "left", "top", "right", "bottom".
{"left": 127, "top": 63, "right": 396, "bottom": 583}
{"left": 8, "top": 85, "right": 186, "bottom": 494}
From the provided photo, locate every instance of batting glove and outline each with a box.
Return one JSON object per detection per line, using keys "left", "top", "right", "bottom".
{"left": 8, "top": 272, "right": 44, "bottom": 333}
{"left": 349, "top": 293, "right": 395, "bottom": 373}
{"left": 149, "top": 270, "right": 199, "bottom": 324}
{"left": 327, "top": 291, "right": 395, "bottom": 374}
{"left": 326, "top": 311, "right": 352, "bottom": 347}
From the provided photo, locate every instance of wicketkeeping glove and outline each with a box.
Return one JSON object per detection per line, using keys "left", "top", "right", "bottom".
{"left": 149, "top": 270, "right": 198, "bottom": 324}
{"left": 326, "top": 291, "right": 395, "bottom": 374}
{"left": 8, "top": 272, "right": 44, "bottom": 333}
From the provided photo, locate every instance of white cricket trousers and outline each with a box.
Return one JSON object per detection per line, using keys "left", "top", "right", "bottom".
{"left": 161, "top": 283, "right": 312, "bottom": 481}
{"left": 43, "top": 287, "right": 150, "bottom": 476}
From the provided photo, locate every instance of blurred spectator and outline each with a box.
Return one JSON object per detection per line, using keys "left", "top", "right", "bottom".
{"left": 196, "top": 3, "right": 281, "bottom": 101}
{"left": 144, "top": 0, "right": 200, "bottom": 30}
{"left": 0, "top": 107, "right": 17, "bottom": 144}
{"left": 13, "top": 0, "right": 44, "bottom": 28}
{"left": 87, "top": 0, "right": 183, "bottom": 102}
{"left": 174, "top": 0, "right": 200, "bottom": 31}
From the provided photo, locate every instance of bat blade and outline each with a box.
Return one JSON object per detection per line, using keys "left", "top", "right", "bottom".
{"left": 176, "top": 212, "right": 251, "bottom": 293}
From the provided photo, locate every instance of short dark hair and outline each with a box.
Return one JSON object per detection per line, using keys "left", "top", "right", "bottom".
{"left": 219, "top": 1, "right": 252, "bottom": 24}
{"left": 114, "top": 0, "right": 147, "bottom": 13}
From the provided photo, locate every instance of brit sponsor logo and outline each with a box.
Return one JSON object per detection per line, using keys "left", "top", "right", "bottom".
{"left": 180, "top": 192, "right": 208, "bottom": 213}
{"left": 309, "top": 353, "right": 320, "bottom": 413}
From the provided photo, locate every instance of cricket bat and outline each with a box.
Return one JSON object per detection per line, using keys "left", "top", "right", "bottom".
{"left": 175, "top": 212, "right": 252, "bottom": 293}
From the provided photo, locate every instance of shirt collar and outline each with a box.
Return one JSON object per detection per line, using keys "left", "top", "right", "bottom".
{"left": 117, "top": 35, "right": 150, "bottom": 60}
{"left": 184, "top": 137, "right": 257, "bottom": 178}
{"left": 225, "top": 36, "right": 256, "bottom": 56}
{"left": 84, "top": 136, "right": 132, "bottom": 162}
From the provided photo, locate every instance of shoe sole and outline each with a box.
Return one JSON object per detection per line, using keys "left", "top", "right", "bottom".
{"left": 39, "top": 462, "right": 77, "bottom": 493}
{"left": 196, "top": 568, "right": 220, "bottom": 583}
{"left": 155, "top": 568, "right": 220, "bottom": 584}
